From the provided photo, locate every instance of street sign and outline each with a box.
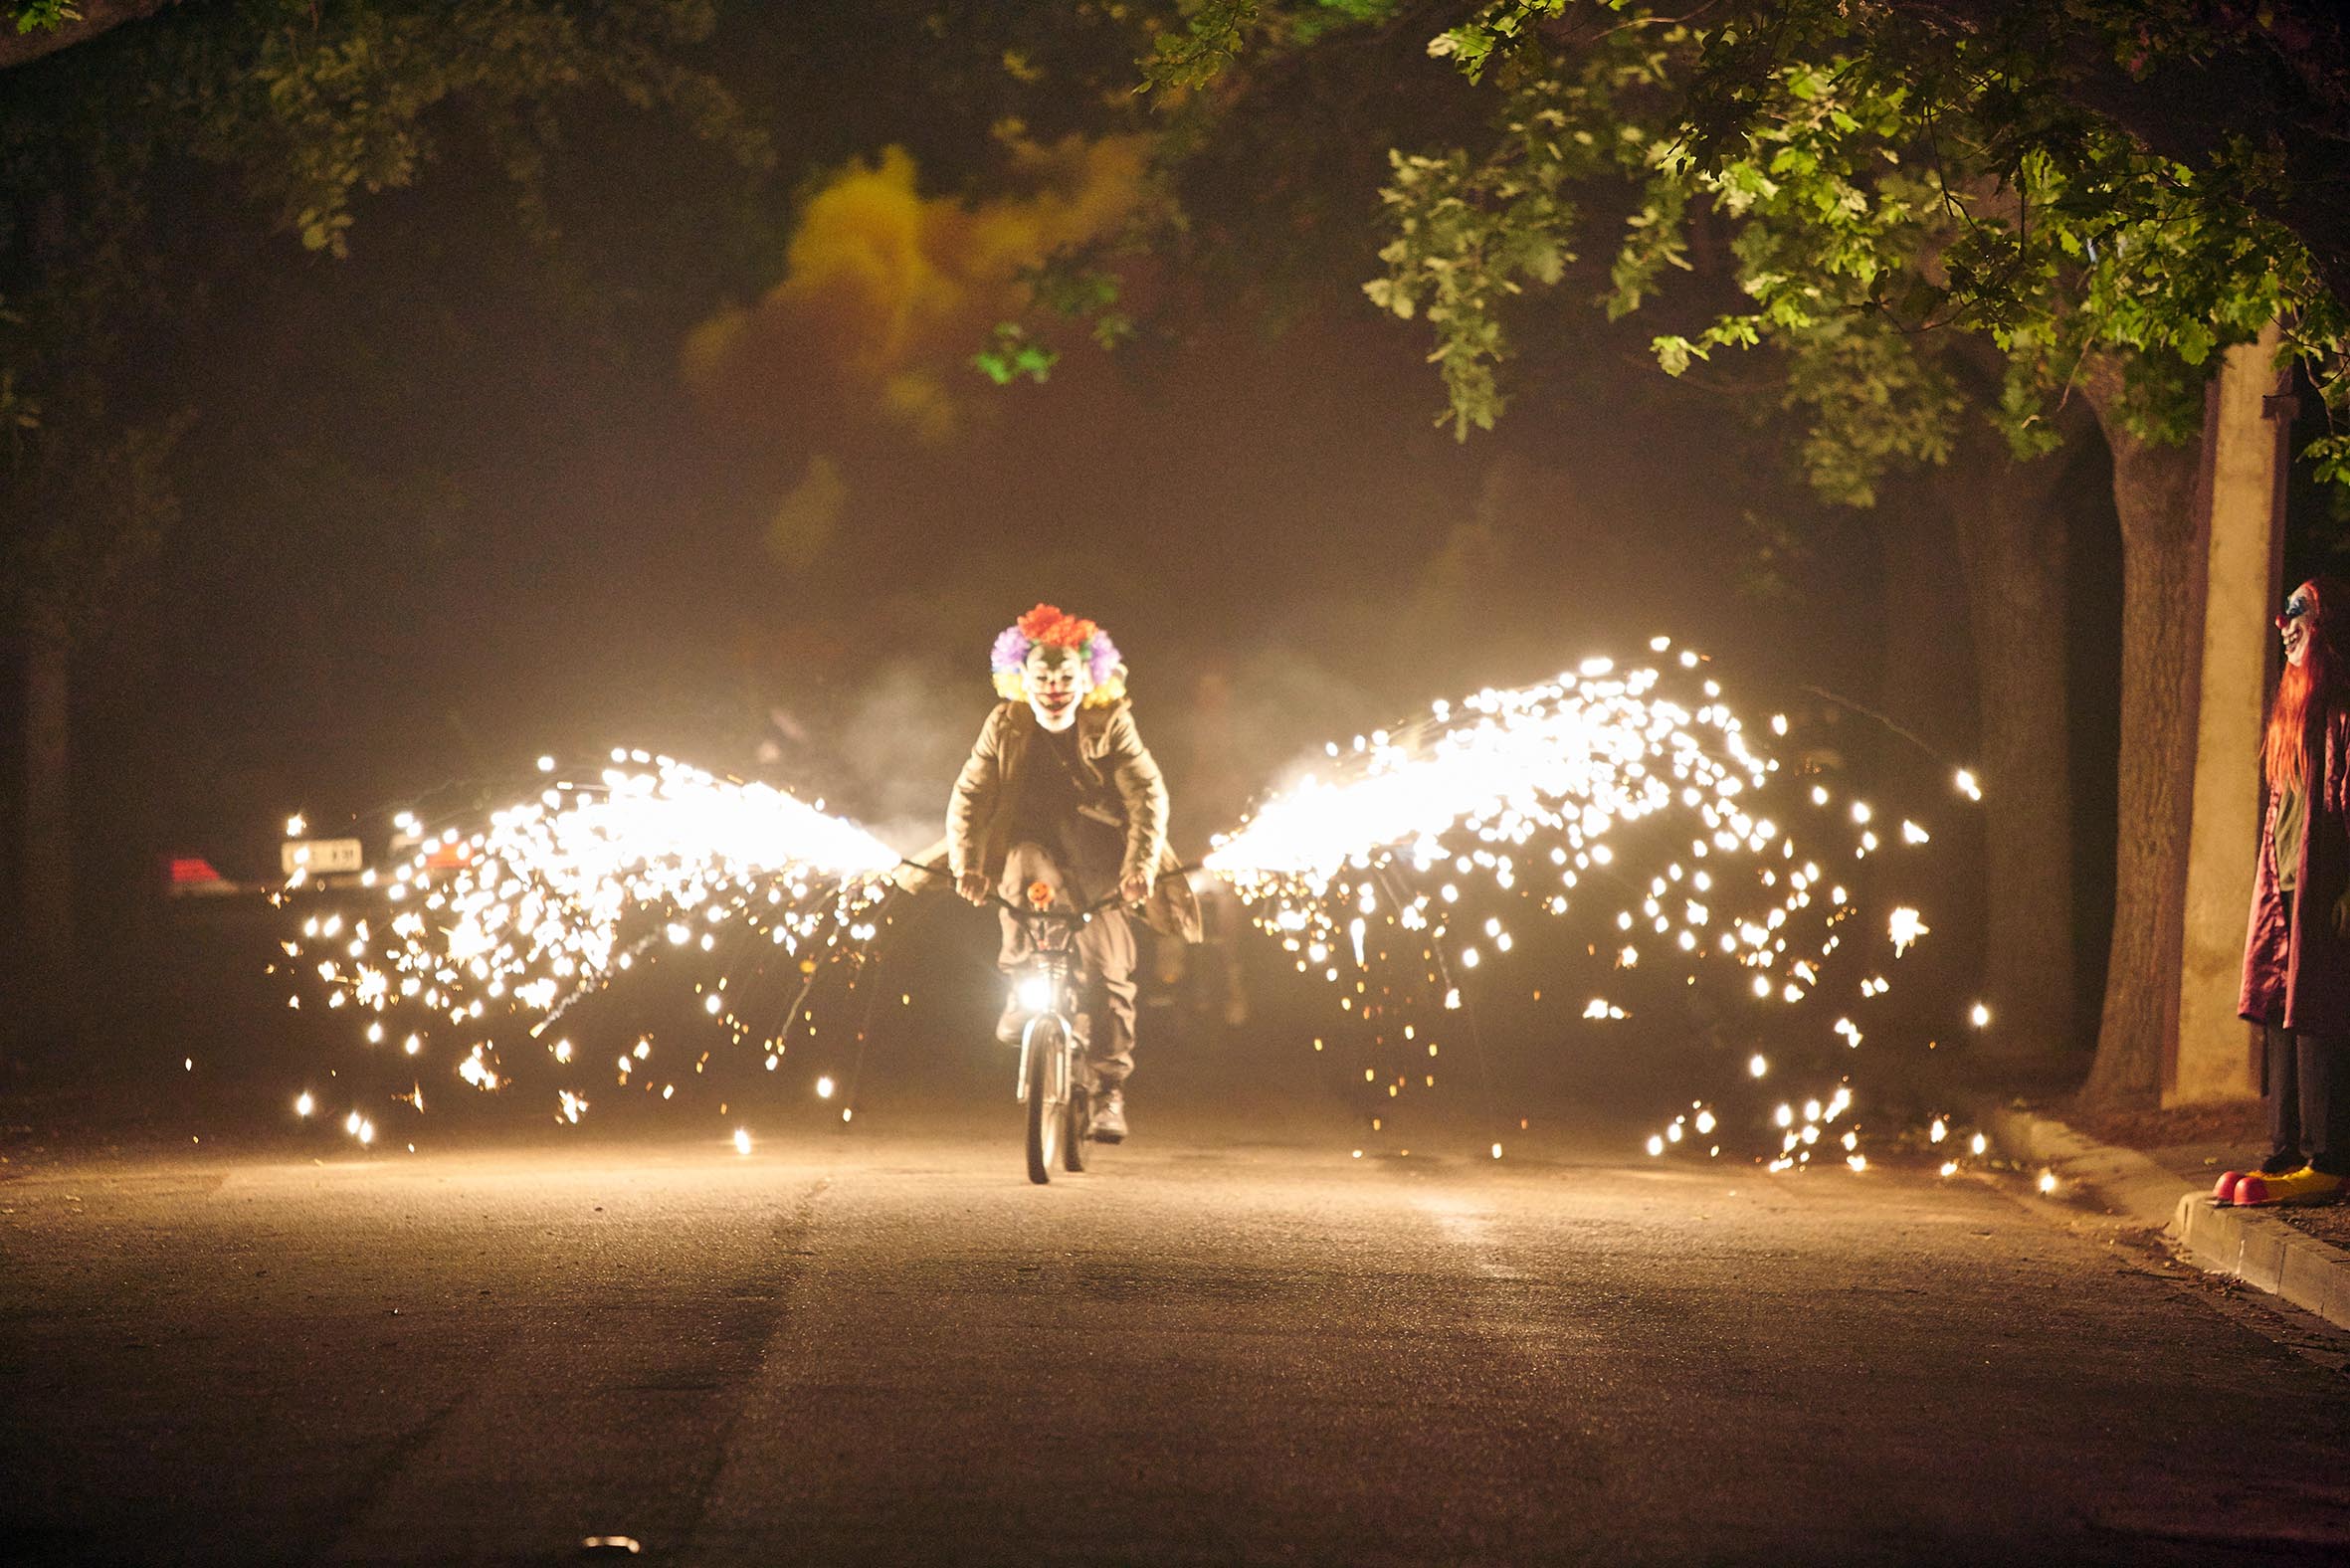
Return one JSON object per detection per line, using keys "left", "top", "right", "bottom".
{"left": 283, "top": 837, "right": 363, "bottom": 877}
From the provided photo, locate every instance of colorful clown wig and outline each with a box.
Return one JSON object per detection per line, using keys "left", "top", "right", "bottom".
{"left": 990, "top": 603, "right": 1127, "bottom": 706}
{"left": 2264, "top": 576, "right": 2350, "bottom": 792}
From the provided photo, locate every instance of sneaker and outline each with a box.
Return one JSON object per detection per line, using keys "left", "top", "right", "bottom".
{"left": 2235, "top": 1167, "right": 2345, "bottom": 1207}
{"left": 1090, "top": 1087, "right": 1126, "bottom": 1143}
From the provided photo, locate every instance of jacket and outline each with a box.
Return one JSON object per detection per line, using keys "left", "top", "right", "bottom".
{"left": 910, "top": 698, "right": 1202, "bottom": 942}
{"left": 2240, "top": 703, "right": 2350, "bottom": 1035}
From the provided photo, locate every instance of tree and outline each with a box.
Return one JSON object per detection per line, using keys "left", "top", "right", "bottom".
{"left": 1388, "top": 2, "right": 2350, "bottom": 1105}
{"left": 1354, "top": 34, "right": 2114, "bottom": 1072}
{"left": 0, "top": 0, "right": 767, "bottom": 1057}
{"left": 1037, "top": 0, "right": 2343, "bottom": 1104}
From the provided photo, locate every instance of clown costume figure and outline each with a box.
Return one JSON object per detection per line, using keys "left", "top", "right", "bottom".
{"left": 2223, "top": 576, "right": 2350, "bottom": 1207}
{"left": 942, "top": 604, "right": 1199, "bottom": 1141}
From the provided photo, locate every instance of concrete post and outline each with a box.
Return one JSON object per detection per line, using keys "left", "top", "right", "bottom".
{"left": 2168, "top": 321, "right": 2287, "bottom": 1105}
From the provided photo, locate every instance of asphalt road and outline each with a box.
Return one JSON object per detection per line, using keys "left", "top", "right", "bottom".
{"left": 6, "top": 1059, "right": 2350, "bottom": 1567}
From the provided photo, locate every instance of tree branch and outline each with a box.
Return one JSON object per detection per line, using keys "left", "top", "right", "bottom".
{"left": 1, "top": 1, "right": 185, "bottom": 72}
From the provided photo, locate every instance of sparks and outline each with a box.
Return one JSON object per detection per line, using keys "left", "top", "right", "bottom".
{"left": 287, "top": 754, "right": 900, "bottom": 1120}
{"left": 1887, "top": 907, "right": 1929, "bottom": 956}
{"left": 282, "top": 648, "right": 1970, "bottom": 1166}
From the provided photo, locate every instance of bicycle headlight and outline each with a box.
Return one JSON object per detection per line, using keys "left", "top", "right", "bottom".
{"left": 1016, "top": 975, "right": 1056, "bottom": 1013}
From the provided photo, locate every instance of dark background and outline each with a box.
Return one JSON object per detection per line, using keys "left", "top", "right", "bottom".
{"left": 6, "top": 0, "right": 2339, "bottom": 1140}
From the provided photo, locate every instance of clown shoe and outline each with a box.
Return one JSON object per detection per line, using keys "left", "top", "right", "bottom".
{"left": 2232, "top": 1167, "right": 2346, "bottom": 1207}
{"left": 2213, "top": 1158, "right": 2306, "bottom": 1203}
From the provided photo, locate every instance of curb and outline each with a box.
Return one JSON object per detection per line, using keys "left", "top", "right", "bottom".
{"left": 1976, "top": 1099, "right": 2350, "bottom": 1332}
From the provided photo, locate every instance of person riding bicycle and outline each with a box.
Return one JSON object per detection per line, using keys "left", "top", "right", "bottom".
{"left": 942, "top": 603, "right": 1198, "bottom": 1142}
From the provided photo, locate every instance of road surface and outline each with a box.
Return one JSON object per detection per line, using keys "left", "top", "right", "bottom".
{"left": 5, "top": 1060, "right": 2349, "bottom": 1566}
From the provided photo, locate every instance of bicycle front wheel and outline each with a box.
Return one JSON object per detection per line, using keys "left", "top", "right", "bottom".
{"left": 1025, "top": 1017, "right": 1065, "bottom": 1185}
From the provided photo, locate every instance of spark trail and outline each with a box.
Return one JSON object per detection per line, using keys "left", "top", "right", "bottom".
{"left": 285, "top": 751, "right": 900, "bottom": 1143}
{"left": 285, "top": 644, "right": 1983, "bottom": 1168}
{"left": 1200, "top": 641, "right": 1981, "bottom": 1169}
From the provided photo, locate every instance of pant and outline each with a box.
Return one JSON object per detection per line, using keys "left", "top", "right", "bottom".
{"left": 2263, "top": 1024, "right": 2350, "bottom": 1176}
{"left": 998, "top": 837, "right": 1139, "bottom": 1086}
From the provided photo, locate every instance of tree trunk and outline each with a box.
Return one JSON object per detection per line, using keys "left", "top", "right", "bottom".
{"left": 20, "top": 598, "right": 79, "bottom": 1060}
{"left": 1939, "top": 437, "right": 2079, "bottom": 1065}
{"left": 2078, "top": 358, "right": 2207, "bottom": 1105}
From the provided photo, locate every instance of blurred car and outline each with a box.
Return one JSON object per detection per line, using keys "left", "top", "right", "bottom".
{"left": 165, "top": 815, "right": 471, "bottom": 899}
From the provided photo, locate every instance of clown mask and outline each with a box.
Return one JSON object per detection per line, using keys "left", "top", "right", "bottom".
{"left": 990, "top": 602, "right": 1126, "bottom": 718}
{"left": 1024, "top": 643, "right": 1091, "bottom": 732}
{"left": 2279, "top": 587, "right": 2314, "bottom": 669}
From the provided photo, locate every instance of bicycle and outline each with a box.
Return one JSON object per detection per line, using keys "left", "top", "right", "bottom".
{"left": 992, "top": 881, "right": 1125, "bottom": 1185}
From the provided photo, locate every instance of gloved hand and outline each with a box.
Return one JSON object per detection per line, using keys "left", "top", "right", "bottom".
{"left": 1119, "top": 868, "right": 1154, "bottom": 904}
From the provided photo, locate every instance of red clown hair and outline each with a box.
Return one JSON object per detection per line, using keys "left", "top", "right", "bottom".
{"left": 1017, "top": 603, "right": 1099, "bottom": 652}
{"left": 2263, "top": 576, "right": 2350, "bottom": 793}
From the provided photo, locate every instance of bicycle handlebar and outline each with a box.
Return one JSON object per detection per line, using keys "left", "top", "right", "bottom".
{"left": 986, "top": 889, "right": 1129, "bottom": 920}
{"left": 894, "top": 856, "right": 1203, "bottom": 921}
{"left": 897, "top": 858, "right": 1202, "bottom": 884}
